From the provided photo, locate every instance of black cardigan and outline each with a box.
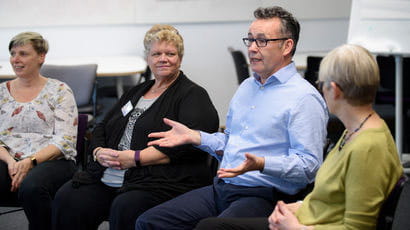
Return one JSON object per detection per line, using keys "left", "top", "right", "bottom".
{"left": 79, "top": 72, "right": 219, "bottom": 197}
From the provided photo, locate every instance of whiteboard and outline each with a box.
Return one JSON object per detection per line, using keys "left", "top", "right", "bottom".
{"left": 348, "top": 0, "right": 410, "bottom": 54}
{"left": 0, "top": 0, "right": 135, "bottom": 28}
{"left": 0, "top": 0, "right": 350, "bottom": 28}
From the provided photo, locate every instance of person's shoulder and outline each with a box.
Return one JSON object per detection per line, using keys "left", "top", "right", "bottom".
{"left": 290, "top": 75, "right": 318, "bottom": 92}
{"left": 290, "top": 76, "right": 325, "bottom": 103}
{"left": 44, "top": 78, "right": 74, "bottom": 95}
{"left": 47, "top": 78, "right": 67, "bottom": 87}
{"left": 349, "top": 126, "right": 396, "bottom": 160}
{"left": 177, "top": 73, "right": 208, "bottom": 93}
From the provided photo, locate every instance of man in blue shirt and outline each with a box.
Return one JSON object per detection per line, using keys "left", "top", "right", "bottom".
{"left": 136, "top": 6, "right": 328, "bottom": 230}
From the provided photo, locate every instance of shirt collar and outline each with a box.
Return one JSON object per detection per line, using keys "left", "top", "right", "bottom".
{"left": 253, "top": 61, "right": 297, "bottom": 85}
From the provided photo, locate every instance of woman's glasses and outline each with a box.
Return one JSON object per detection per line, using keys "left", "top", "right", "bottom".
{"left": 315, "top": 80, "right": 343, "bottom": 94}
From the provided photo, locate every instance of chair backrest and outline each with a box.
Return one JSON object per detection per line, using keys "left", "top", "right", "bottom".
{"left": 141, "top": 66, "right": 152, "bottom": 83}
{"left": 76, "top": 114, "right": 88, "bottom": 168}
{"left": 392, "top": 177, "right": 410, "bottom": 230}
{"left": 40, "top": 64, "right": 98, "bottom": 108}
{"left": 304, "top": 56, "right": 323, "bottom": 86}
{"left": 377, "top": 175, "right": 408, "bottom": 230}
{"left": 228, "top": 47, "right": 250, "bottom": 84}
{"left": 326, "top": 114, "right": 345, "bottom": 150}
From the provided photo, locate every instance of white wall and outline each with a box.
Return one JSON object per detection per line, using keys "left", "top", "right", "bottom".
{"left": 0, "top": 16, "right": 349, "bottom": 125}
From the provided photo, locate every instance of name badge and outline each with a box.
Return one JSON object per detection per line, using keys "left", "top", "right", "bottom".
{"left": 121, "top": 101, "right": 133, "bottom": 116}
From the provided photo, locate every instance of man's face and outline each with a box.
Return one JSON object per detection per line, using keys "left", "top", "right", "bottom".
{"left": 247, "top": 18, "right": 292, "bottom": 80}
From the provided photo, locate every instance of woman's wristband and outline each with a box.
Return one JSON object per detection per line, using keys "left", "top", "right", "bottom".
{"left": 134, "top": 150, "right": 141, "bottom": 167}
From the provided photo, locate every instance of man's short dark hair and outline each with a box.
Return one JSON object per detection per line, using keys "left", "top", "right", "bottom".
{"left": 254, "top": 6, "right": 300, "bottom": 56}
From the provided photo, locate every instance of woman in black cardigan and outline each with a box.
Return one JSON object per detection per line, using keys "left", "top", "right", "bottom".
{"left": 52, "top": 24, "right": 219, "bottom": 230}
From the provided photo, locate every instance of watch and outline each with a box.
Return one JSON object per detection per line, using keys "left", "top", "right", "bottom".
{"left": 30, "top": 156, "right": 37, "bottom": 167}
{"left": 0, "top": 143, "right": 10, "bottom": 151}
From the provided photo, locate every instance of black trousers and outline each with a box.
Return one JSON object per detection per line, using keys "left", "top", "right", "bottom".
{"left": 52, "top": 179, "right": 176, "bottom": 230}
{"left": 195, "top": 217, "right": 269, "bottom": 230}
{"left": 0, "top": 159, "right": 76, "bottom": 230}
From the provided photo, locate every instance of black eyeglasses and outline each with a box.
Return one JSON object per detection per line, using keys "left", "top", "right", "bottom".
{"left": 242, "top": 37, "right": 289, "bottom": 47}
{"left": 316, "top": 80, "right": 325, "bottom": 94}
{"left": 315, "top": 80, "right": 344, "bottom": 94}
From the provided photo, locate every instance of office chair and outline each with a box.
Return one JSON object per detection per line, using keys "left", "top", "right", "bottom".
{"left": 304, "top": 56, "right": 323, "bottom": 86}
{"left": 377, "top": 175, "right": 408, "bottom": 230}
{"left": 137, "top": 65, "right": 152, "bottom": 83}
{"left": 40, "top": 64, "right": 99, "bottom": 120}
{"left": 391, "top": 177, "right": 410, "bottom": 230}
{"left": 76, "top": 113, "right": 89, "bottom": 169}
{"left": 228, "top": 47, "right": 250, "bottom": 84}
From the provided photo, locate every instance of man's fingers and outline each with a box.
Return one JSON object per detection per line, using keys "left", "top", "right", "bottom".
{"left": 148, "top": 131, "right": 167, "bottom": 138}
{"left": 217, "top": 171, "right": 238, "bottom": 178}
{"left": 147, "top": 139, "right": 163, "bottom": 146}
{"left": 163, "top": 118, "right": 178, "bottom": 127}
{"left": 148, "top": 139, "right": 174, "bottom": 147}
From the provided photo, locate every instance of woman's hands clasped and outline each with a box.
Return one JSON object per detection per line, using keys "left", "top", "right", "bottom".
{"left": 95, "top": 148, "right": 135, "bottom": 170}
{"left": 269, "top": 201, "right": 309, "bottom": 230}
{"left": 9, "top": 158, "right": 32, "bottom": 192}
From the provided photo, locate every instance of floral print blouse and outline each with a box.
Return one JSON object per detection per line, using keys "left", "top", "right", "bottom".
{"left": 0, "top": 78, "right": 78, "bottom": 161}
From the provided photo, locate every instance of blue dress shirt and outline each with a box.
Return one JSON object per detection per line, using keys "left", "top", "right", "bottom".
{"left": 198, "top": 62, "right": 328, "bottom": 195}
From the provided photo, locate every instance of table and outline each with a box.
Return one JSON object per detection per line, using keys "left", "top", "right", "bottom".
{"left": 0, "top": 55, "right": 147, "bottom": 97}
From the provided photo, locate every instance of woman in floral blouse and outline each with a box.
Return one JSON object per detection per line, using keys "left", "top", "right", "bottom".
{"left": 0, "top": 32, "right": 78, "bottom": 230}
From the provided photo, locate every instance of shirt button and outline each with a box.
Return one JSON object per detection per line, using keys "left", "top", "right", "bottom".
{"left": 251, "top": 106, "right": 255, "bottom": 109}
{"left": 260, "top": 86, "right": 264, "bottom": 90}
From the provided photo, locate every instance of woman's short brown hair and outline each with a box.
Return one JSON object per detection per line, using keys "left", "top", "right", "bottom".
{"left": 9, "top": 31, "right": 49, "bottom": 55}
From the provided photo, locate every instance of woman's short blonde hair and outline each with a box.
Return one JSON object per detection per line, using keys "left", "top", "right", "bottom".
{"left": 143, "top": 24, "right": 184, "bottom": 59}
{"left": 9, "top": 31, "right": 49, "bottom": 55}
{"left": 318, "top": 44, "right": 380, "bottom": 106}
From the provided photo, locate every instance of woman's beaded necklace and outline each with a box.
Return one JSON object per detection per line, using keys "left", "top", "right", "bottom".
{"left": 338, "top": 113, "right": 373, "bottom": 151}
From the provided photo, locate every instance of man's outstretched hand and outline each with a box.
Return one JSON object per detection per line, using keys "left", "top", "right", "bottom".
{"left": 217, "top": 153, "right": 265, "bottom": 178}
{"left": 148, "top": 118, "right": 201, "bottom": 147}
